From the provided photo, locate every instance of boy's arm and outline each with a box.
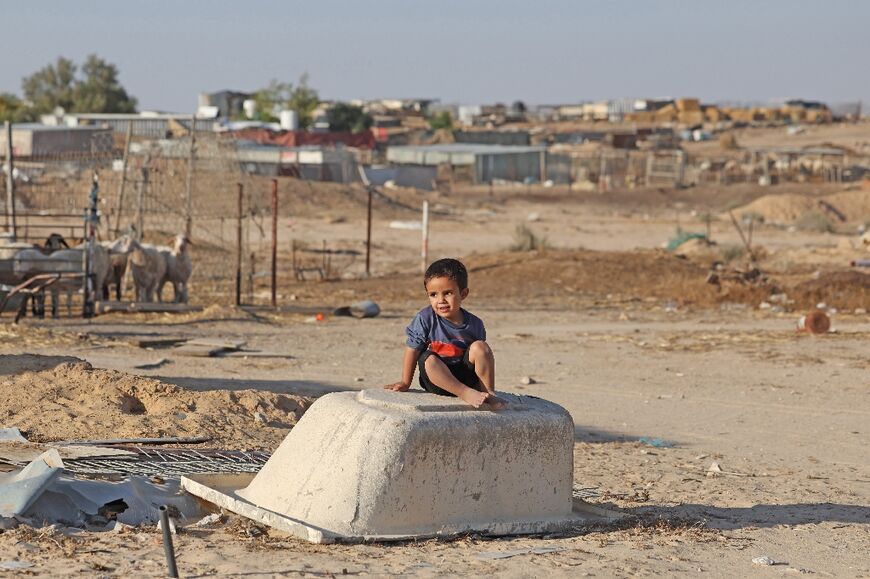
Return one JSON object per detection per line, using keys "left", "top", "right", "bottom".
{"left": 384, "top": 347, "right": 422, "bottom": 392}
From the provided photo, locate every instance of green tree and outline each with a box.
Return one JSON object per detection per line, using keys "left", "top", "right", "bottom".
{"left": 251, "top": 74, "right": 320, "bottom": 129}
{"left": 0, "top": 92, "right": 35, "bottom": 122}
{"left": 327, "top": 102, "right": 373, "bottom": 133}
{"left": 428, "top": 111, "right": 453, "bottom": 130}
{"left": 21, "top": 56, "right": 77, "bottom": 115}
{"left": 252, "top": 80, "right": 292, "bottom": 121}
{"left": 287, "top": 74, "right": 319, "bottom": 130}
{"left": 72, "top": 55, "right": 137, "bottom": 113}
{"left": 21, "top": 55, "right": 136, "bottom": 115}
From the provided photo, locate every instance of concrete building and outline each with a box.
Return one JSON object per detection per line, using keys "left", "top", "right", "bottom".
{"left": 387, "top": 144, "right": 546, "bottom": 184}
{"left": 0, "top": 124, "right": 113, "bottom": 158}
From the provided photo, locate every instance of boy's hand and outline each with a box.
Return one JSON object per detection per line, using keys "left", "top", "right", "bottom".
{"left": 384, "top": 381, "right": 411, "bottom": 392}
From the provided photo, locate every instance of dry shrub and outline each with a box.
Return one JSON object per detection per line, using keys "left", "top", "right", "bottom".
{"left": 795, "top": 211, "right": 835, "bottom": 233}
{"left": 510, "top": 223, "right": 549, "bottom": 251}
{"left": 719, "top": 133, "right": 739, "bottom": 150}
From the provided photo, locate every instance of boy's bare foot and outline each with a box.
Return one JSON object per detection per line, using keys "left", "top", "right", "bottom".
{"left": 459, "top": 387, "right": 490, "bottom": 408}
{"left": 384, "top": 382, "right": 410, "bottom": 392}
{"left": 483, "top": 394, "right": 508, "bottom": 411}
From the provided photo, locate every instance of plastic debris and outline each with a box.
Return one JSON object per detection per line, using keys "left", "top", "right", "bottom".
{"left": 638, "top": 437, "right": 676, "bottom": 448}
{"left": 157, "top": 516, "right": 178, "bottom": 535}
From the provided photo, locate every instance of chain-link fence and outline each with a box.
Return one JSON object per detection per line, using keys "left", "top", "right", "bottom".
{"left": 1, "top": 121, "right": 385, "bottom": 314}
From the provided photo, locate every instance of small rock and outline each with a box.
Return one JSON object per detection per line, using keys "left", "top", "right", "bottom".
{"left": 855, "top": 308, "right": 867, "bottom": 315}
{"left": 0, "top": 517, "right": 19, "bottom": 531}
{"left": 354, "top": 377, "right": 364, "bottom": 382}
{"left": 706, "top": 461, "right": 723, "bottom": 477}
{"left": 194, "top": 513, "right": 223, "bottom": 527}
{"left": 752, "top": 555, "right": 786, "bottom": 566}
{"left": 758, "top": 301, "right": 772, "bottom": 310}
{"left": 110, "top": 521, "right": 133, "bottom": 533}
{"left": 254, "top": 412, "right": 268, "bottom": 424}
{"left": 526, "top": 212, "right": 541, "bottom": 222}
{"left": 0, "top": 561, "right": 35, "bottom": 571}
{"left": 816, "top": 302, "right": 827, "bottom": 309}
{"left": 519, "top": 376, "right": 536, "bottom": 385}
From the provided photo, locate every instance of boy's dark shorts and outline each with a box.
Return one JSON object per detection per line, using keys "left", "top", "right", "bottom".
{"left": 418, "top": 349, "right": 481, "bottom": 397}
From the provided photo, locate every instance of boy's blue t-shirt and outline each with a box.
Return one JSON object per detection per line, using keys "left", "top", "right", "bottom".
{"left": 405, "top": 307, "right": 486, "bottom": 364}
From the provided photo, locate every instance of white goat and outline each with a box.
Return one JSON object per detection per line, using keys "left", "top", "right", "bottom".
{"left": 100, "top": 237, "right": 129, "bottom": 301}
{"left": 157, "top": 234, "right": 193, "bottom": 303}
{"left": 120, "top": 237, "right": 166, "bottom": 302}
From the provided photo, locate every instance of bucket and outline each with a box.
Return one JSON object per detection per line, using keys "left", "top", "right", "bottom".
{"left": 797, "top": 310, "right": 830, "bottom": 334}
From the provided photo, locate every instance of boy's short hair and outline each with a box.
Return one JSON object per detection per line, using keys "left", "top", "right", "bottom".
{"left": 424, "top": 258, "right": 468, "bottom": 290}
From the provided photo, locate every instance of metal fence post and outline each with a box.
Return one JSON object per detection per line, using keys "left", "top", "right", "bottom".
{"left": 83, "top": 174, "right": 99, "bottom": 318}
{"left": 4, "top": 121, "right": 16, "bottom": 239}
{"left": 421, "top": 200, "right": 429, "bottom": 273}
{"left": 271, "top": 178, "right": 278, "bottom": 308}
{"left": 184, "top": 115, "right": 196, "bottom": 238}
{"left": 365, "top": 186, "right": 372, "bottom": 276}
{"left": 113, "top": 121, "right": 132, "bottom": 236}
{"left": 235, "top": 182, "right": 243, "bottom": 306}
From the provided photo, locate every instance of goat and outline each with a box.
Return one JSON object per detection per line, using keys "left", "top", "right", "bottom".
{"left": 157, "top": 234, "right": 193, "bottom": 303}
{"left": 119, "top": 236, "right": 166, "bottom": 302}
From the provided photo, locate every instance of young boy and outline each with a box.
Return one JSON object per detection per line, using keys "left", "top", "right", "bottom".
{"left": 384, "top": 258, "right": 505, "bottom": 409}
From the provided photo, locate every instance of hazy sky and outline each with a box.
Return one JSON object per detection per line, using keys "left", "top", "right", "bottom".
{"left": 2, "top": 0, "right": 867, "bottom": 112}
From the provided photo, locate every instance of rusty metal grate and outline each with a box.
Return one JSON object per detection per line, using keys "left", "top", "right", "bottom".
{"left": 572, "top": 486, "right": 600, "bottom": 500}
{"left": 61, "top": 447, "right": 271, "bottom": 477}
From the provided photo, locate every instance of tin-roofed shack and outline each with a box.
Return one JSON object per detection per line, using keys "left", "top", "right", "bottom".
{"left": 386, "top": 144, "right": 546, "bottom": 184}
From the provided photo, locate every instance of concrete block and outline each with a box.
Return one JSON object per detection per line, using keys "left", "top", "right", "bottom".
{"left": 185, "top": 389, "right": 594, "bottom": 542}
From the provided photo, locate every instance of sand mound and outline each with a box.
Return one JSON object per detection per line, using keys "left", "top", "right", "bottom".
{"left": 821, "top": 189, "right": 870, "bottom": 222}
{"left": 0, "top": 355, "right": 310, "bottom": 449}
{"left": 734, "top": 194, "right": 817, "bottom": 224}
{"left": 465, "top": 249, "right": 771, "bottom": 308}
{"left": 790, "top": 271, "right": 870, "bottom": 310}
{"left": 733, "top": 190, "right": 870, "bottom": 224}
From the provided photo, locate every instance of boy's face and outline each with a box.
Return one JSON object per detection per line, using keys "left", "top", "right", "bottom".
{"left": 425, "top": 275, "right": 469, "bottom": 323}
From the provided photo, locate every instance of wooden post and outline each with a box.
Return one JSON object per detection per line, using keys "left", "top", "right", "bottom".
{"left": 235, "top": 183, "right": 243, "bottom": 306}
{"left": 4, "top": 121, "right": 16, "bottom": 239}
{"left": 135, "top": 157, "right": 150, "bottom": 241}
{"left": 184, "top": 115, "right": 196, "bottom": 238}
{"left": 270, "top": 178, "right": 278, "bottom": 308}
{"left": 421, "top": 200, "right": 430, "bottom": 273}
{"left": 365, "top": 186, "right": 372, "bottom": 276}
{"left": 113, "top": 120, "right": 133, "bottom": 236}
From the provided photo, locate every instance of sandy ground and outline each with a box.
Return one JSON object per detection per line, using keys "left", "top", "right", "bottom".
{"left": 1, "top": 304, "right": 868, "bottom": 577}
{"left": 1, "top": 170, "right": 869, "bottom": 576}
